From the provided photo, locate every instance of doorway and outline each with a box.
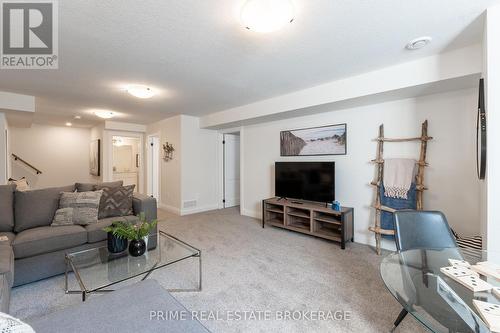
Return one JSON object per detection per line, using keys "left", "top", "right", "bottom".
{"left": 223, "top": 133, "right": 240, "bottom": 208}
{"left": 111, "top": 136, "right": 141, "bottom": 192}
{"left": 147, "top": 134, "right": 160, "bottom": 200}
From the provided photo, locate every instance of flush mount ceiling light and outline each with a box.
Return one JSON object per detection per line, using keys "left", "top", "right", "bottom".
{"left": 126, "top": 85, "right": 155, "bottom": 99}
{"left": 241, "top": 0, "right": 294, "bottom": 33}
{"left": 94, "top": 110, "right": 115, "bottom": 119}
{"left": 65, "top": 122, "right": 72, "bottom": 127}
{"left": 74, "top": 115, "right": 81, "bottom": 120}
{"left": 406, "top": 36, "right": 432, "bottom": 50}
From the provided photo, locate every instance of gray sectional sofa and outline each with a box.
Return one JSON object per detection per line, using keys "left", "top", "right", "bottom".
{"left": 0, "top": 182, "right": 157, "bottom": 313}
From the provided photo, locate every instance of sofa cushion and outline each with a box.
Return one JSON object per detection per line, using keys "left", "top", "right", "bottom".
{"left": 96, "top": 185, "right": 135, "bottom": 219}
{"left": 0, "top": 185, "right": 16, "bottom": 232}
{"left": 52, "top": 190, "right": 103, "bottom": 226}
{"left": 13, "top": 225, "right": 87, "bottom": 259}
{"left": 86, "top": 215, "right": 139, "bottom": 243}
{"left": 14, "top": 185, "right": 75, "bottom": 233}
{"left": 76, "top": 181, "right": 123, "bottom": 192}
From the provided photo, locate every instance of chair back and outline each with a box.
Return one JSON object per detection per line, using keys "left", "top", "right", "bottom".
{"left": 393, "top": 210, "right": 457, "bottom": 252}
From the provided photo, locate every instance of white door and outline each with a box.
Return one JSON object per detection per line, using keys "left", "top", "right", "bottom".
{"left": 147, "top": 135, "right": 160, "bottom": 200}
{"left": 224, "top": 134, "right": 240, "bottom": 208}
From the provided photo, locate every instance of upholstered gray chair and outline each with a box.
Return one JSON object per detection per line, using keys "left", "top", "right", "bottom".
{"left": 391, "top": 210, "right": 459, "bottom": 331}
{"left": 394, "top": 210, "right": 457, "bottom": 252}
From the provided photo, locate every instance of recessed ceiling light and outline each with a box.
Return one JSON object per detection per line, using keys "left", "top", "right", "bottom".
{"left": 94, "top": 110, "right": 115, "bottom": 119}
{"left": 126, "top": 85, "right": 155, "bottom": 99}
{"left": 241, "top": 0, "right": 294, "bottom": 33}
{"left": 65, "top": 122, "right": 72, "bottom": 127}
{"left": 406, "top": 36, "right": 432, "bottom": 50}
{"left": 74, "top": 115, "right": 81, "bottom": 120}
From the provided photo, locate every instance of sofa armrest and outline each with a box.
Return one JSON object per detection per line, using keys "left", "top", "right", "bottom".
{"left": 132, "top": 193, "right": 157, "bottom": 222}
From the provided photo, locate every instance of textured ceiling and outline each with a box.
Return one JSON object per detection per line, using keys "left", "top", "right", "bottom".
{"left": 0, "top": 0, "right": 497, "bottom": 127}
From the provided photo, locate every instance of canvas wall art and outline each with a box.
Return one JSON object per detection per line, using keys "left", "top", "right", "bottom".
{"left": 89, "top": 139, "right": 101, "bottom": 176}
{"left": 280, "top": 124, "right": 347, "bottom": 156}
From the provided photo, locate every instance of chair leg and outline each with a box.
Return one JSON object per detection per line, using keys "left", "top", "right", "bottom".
{"left": 391, "top": 309, "right": 408, "bottom": 331}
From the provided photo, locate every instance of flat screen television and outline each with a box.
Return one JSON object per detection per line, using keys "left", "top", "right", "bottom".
{"left": 275, "top": 162, "right": 335, "bottom": 203}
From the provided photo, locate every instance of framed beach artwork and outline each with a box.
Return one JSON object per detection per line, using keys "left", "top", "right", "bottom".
{"left": 89, "top": 139, "right": 101, "bottom": 176}
{"left": 280, "top": 124, "right": 347, "bottom": 156}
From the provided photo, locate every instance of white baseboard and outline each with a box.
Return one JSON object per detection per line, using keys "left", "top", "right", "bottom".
{"left": 181, "top": 204, "right": 219, "bottom": 216}
{"left": 158, "top": 203, "right": 181, "bottom": 215}
{"left": 241, "top": 208, "right": 261, "bottom": 219}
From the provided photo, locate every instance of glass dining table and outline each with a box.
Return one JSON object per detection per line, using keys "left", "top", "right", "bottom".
{"left": 381, "top": 247, "right": 500, "bottom": 333}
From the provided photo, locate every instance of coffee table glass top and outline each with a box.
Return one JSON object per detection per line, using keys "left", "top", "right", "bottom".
{"left": 381, "top": 248, "right": 500, "bottom": 333}
{"left": 65, "top": 230, "right": 201, "bottom": 295}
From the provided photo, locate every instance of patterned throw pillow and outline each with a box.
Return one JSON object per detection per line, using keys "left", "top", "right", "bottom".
{"left": 0, "top": 312, "right": 35, "bottom": 333}
{"left": 96, "top": 185, "right": 135, "bottom": 219}
{"left": 52, "top": 190, "right": 103, "bottom": 226}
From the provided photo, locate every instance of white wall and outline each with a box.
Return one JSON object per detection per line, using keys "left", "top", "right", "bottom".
{"left": 146, "top": 115, "right": 182, "bottom": 213}
{"left": 240, "top": 89, "right": 480, "bottom": 248}
{"left": 484, "top": 5, "right": 500, "bottom": 252}
{"left": 180, "top": 115, "right": 219, "bottom": 214}
{"left": 10, "top": 124, "right": 93, "bottom": 188}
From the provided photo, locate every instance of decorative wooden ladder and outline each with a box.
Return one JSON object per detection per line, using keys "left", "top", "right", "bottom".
{"left": 368, "top": 120, "right": 432, "bottom": 255}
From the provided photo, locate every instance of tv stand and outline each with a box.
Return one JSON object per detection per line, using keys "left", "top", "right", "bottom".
{"left": 262, "top": 197, "right": 354, "bottom": 249}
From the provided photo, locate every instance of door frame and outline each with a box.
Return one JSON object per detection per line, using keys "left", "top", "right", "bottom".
{"left": 146, "top": 133, "right": 161, "bottom": 202}
{"left": 104, "top": 130, "right": 145, "bottom": 194}
{"left": 217, "top": 127, "right": 243, "bottom": 213}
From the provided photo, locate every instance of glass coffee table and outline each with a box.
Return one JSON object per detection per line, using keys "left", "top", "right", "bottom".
{"left": 65, "top": 230, "right": 201, "bottom": 301}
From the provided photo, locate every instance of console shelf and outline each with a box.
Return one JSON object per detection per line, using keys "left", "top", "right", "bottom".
{"left": 262, "top": 198, "right": 354, "bottom": 249}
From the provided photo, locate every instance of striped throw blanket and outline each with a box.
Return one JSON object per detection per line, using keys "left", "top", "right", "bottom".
{"left": 451, "top": 228, "right": 483, "bottom": 260}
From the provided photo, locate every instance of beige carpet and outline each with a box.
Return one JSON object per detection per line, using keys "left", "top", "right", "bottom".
{"left": 11, "top": 208, "right": 425, "bottom": 332}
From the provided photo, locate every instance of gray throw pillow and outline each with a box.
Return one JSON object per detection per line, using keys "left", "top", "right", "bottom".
{"left": 76, "top": 181, "right": 123, "bottom": 192}
{"left": 52, "top": 190, "right": 103, "bottom": 226}
{"left": 14, "top": 184, "right": 76, "bottom": 232}
{"left": 96, "top": 185, "right": 135, "bottom": 219}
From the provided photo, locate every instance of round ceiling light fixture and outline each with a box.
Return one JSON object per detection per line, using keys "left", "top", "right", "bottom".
{"left": 406, "top": 36, "right": 432, "bottom": 50}
{"left": 241, "top": 0, "right": 294, "bottom": 33}
{"left": 65, "top": 122, "right": 72, "bottom": 127}
{"left": 126, "top": 85, "right": 155, "bottom": 99}
{"left": 94, "top": 110, "right": 115, "bottom": 119}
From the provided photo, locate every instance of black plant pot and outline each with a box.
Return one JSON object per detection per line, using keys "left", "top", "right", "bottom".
{"left": 107, "top": 232, "right": 128, "bottom": 253}
{"left": 128, "top": 239, "right": 146, "bottom": 257}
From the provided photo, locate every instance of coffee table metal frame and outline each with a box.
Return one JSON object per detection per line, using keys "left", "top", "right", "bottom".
{"left": 64, "top": 230, "right": 202, "bottom": 301}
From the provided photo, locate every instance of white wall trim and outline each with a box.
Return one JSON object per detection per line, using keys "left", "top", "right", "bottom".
{"left": 158, "top": 202, "right": 181, "bottom": 215}
{"left": 0, "top": 91, "right": 35, "bottom": 113}
{"left": 105, "top": 121, "right": 147, "bottom": 132}
{"left": 200, "top": 44, "right": 482, "bottom": 129}
{"left": 181, "top": 204, "right": 219, "bottom": 216}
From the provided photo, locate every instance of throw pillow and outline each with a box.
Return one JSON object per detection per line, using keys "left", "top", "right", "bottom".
{"left": 96, "top": 185, "right": 135, "bottom": 219}
{"left": 76, "top": 180, "right": 123, "bottom": 192}
{"left": 0, "top": 312, "right": 35, "bottom": 333}
{"left": 51, "top": 190, "right": 103, "bottom": 226}
{"left": 7, "top": 178, "right": 30, "bottom": 191}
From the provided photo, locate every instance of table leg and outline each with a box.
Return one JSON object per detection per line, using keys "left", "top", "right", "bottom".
{"left": 391, "top": 309, "right": 408, "bottom": 331}
{"left": 198, "top": 252, "right": 202, "bottom": 291}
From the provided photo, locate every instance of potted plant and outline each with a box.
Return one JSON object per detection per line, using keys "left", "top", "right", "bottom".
{"left": 103, "top": 214, "right": 157, "bottom": 257}
{"left": 103, "top": 221, "right": 129, "bottom": 253}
